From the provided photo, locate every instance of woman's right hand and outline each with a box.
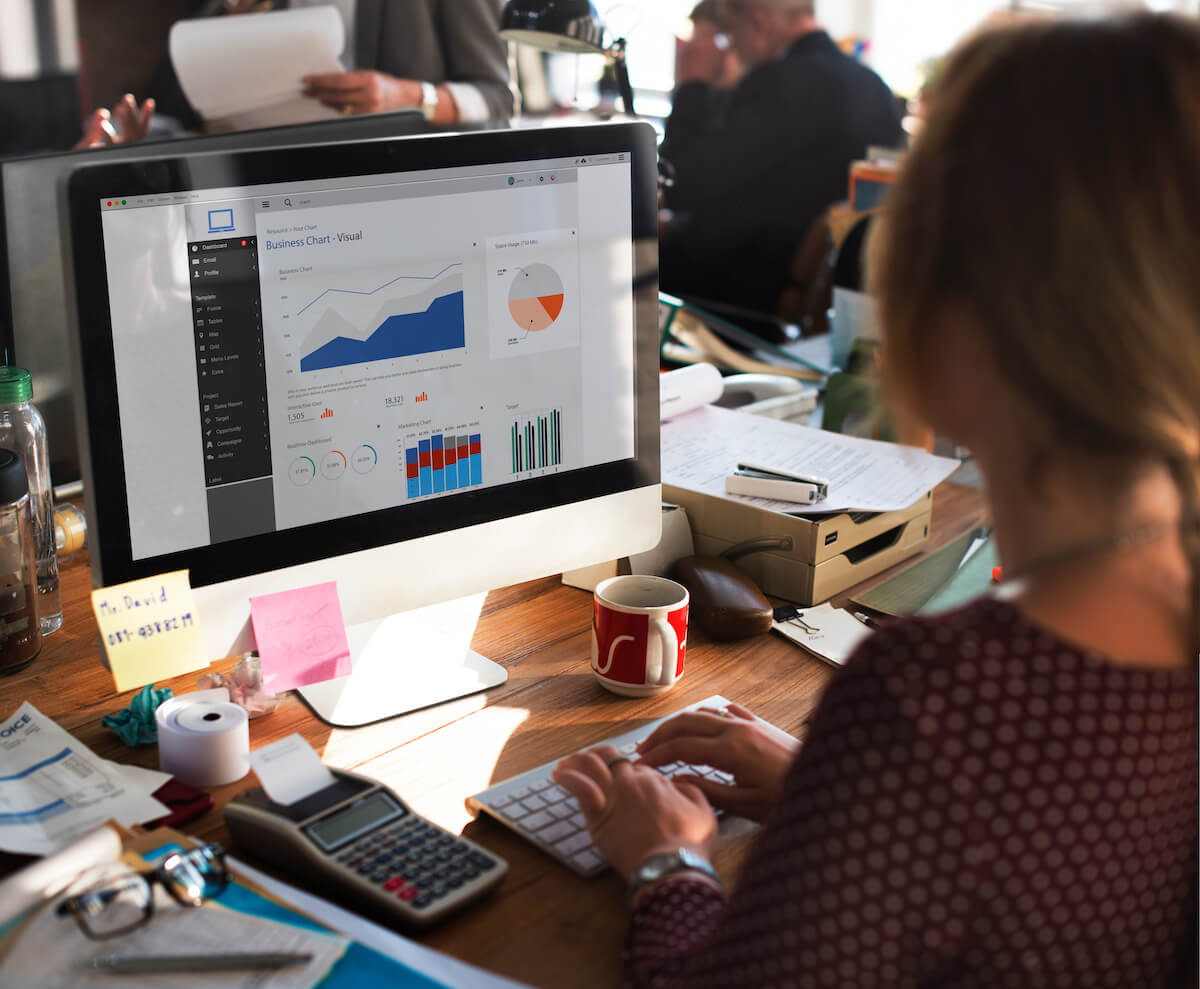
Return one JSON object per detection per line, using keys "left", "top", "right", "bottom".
{"left": 636, "top": 704, "right": 800, "bottom": 823}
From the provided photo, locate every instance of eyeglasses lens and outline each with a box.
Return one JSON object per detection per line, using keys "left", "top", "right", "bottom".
{"left": 161, "top": 845, "right": 229, "bottom": 906}
{"left": 74, "top": 874, "right": 152, "bottom": 938}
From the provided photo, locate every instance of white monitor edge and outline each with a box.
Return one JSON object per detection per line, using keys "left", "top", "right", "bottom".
{"left": 192, "top": 482, "right": 663, "bottom": 661}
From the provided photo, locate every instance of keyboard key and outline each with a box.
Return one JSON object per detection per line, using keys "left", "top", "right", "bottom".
{"left": 521, "top": 810, "right": 554, "bottom": 831}
{"left": 568, "top": 812, "right": 586, "bottom": 831}
{"left": 543, "top": 784, "right": 569, "bottom": 802}
{"left": 530, "top": 778, "right": 553, "bottom": 792}
{"left": 547, "top": 803, "right": 575, "bottom": 820}
{"left": 537, "top": 820, "right": 578, "bottom": 843}
{"left": 520, "top": 795, "right": 548, "bottom": 813}
{"left": 555, "top": 831, "right": 593, "bottom": 856}
{"left": 573, "top": 849, "right": 604, "bottom": 871}
{"left": 510, "top": 786, "right": 532, "bottom": 800}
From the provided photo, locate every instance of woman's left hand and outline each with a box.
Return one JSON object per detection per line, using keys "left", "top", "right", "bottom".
{"left": 552, "top": 745, "right": 717, "bottom": 882}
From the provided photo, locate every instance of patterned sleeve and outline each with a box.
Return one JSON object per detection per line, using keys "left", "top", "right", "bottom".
{"left": 624, "top": 625, "right": 974, "bottom": 988}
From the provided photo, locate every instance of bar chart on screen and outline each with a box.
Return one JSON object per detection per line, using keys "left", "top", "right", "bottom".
{"left": 511, "top": 408, "right": 563, "bottom": 474}
{"left": 404, "top": 429, "right": 483, "bottom": 499}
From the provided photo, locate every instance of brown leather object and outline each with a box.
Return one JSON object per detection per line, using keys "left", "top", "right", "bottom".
{"left": 673, "top": 555, "right": 773, "bottom": 642}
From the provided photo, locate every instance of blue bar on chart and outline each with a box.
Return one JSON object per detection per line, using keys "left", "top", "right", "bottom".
{"left": 405, "top": 447, "right": 420, "bottom": 498}
{"left": 469, "top": 434, "right": 482, "bottom": 485}
{"left": 510, "top": 409, "right": 562, "bottom": 473}
{"left": 418, "top": 439, "right": 432, "bottom": 495}
{"left": 457, "top": 435, "right": 470, "bottom": 488}
{"left": 431, "top": 434, "right": 445, "bottom": 493}
{"left": 444, "top": 438, "right": 459, "bottom": 491}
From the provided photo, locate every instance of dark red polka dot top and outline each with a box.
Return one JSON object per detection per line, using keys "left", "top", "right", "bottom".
{"left": 626, "top": 597, "right": 1198, "bottom": 988}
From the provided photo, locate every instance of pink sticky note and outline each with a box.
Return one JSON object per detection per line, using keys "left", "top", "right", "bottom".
{"left": 250, "top": 582, "right": 352, "bottom": 694}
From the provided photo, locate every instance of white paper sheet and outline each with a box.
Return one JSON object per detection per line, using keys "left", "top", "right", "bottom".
{"left": 248, "top": 734, "right": 335, "bottom": 806}
{"left": 0, "top": 703, "right": 169, "bottom": 856}
{"left": 662, "top": 404, "right": 959, "bottom": 515}
{"left": 1, "top": 891, "right": 347, "bottom": 989}
{"left": 169, "top": 6, "right": 345, "bottom": 127}
{"left": 771, "top": 604, "right": 873, "bottom": 667}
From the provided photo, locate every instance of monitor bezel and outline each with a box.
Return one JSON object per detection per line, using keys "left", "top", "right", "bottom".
{"left": 65, "top": 122, "right": 660, "bottom": 590}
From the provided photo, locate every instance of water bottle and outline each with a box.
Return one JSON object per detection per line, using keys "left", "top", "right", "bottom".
{"left": 0, "top": 368, "right": 61, "bottom": 634}
{"left": 0, "top": 449, "right": 42, "bottom": 675}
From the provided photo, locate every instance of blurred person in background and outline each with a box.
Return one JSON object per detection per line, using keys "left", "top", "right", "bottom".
{"left": 658, "top": 0, "right": 903, "bottom": 318}
{"left": 150, "top": 0, "right": 513, "bottom": 132}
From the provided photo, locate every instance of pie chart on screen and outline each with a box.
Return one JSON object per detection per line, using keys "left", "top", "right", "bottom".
{"left": 508, "top": 263, "right": 565, "bottom": 332}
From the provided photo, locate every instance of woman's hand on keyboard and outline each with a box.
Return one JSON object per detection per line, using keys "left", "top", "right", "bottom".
{"left": 552, "top": 745, "right": 717, "bottom": 883}
{"left": 635, "top": 704, "right": 800, "bottom": 824}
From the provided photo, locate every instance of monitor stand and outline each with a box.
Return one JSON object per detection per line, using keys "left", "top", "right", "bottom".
{"left": 295, "top": 593, "right": 507, "bottom": 728}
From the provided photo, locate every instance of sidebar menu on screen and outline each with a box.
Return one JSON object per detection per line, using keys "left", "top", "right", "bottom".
{"left": 189, "top": 236, "right": 270, "bottom": 485}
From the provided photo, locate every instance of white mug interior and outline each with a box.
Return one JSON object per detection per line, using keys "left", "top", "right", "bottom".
{"left": 596, "top": 575, "right": 688, "bottom": 612}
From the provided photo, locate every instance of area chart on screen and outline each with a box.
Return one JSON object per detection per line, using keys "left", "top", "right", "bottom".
{"left": 508, "top": 263, "right": 564, "bottom": 333}
{"left": 406, "top": 431, "right": 482, "bottom": 498}
{"left": 300, "top": 289, "right": 466, "bottom": 373}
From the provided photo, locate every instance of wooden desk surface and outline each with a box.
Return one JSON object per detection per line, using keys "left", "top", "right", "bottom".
{"left": 0, "top": 482, "right": 984, "bottom": 988}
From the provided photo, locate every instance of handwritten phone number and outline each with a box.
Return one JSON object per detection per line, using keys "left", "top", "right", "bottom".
{"left": 106, "top": 613, "right": 195, "bottom": 646}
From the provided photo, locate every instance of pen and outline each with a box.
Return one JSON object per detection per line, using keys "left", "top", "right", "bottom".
{"left": 852, "top": 611, "right": 882, "bottom": 630}
{"left": 89, "top": 951, "right": 314, "bottom": 974}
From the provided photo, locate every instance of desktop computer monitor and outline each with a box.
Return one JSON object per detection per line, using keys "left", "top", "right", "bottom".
{"left": 0, "top": 111, "right": 431, "bottom": 486}
{"left": 63, "top": 122, "right": 662, "bottom": 726}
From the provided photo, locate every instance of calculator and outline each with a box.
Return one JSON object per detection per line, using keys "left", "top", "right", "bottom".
{"left": 224, "top": 767, "right": 507, "bottom": 929}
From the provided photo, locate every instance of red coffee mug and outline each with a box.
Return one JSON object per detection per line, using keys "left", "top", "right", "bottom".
{"left": 591, "top": 575, "right": 688, "bottom": 697}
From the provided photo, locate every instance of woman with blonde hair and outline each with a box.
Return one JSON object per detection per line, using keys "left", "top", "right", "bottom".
{"left": 556, "top": 12, "right": 1198, "bottom": 987}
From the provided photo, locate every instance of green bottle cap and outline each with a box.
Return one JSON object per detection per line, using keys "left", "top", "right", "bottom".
{"left": 0, "top": 367, "right": 32, "bottom": 405}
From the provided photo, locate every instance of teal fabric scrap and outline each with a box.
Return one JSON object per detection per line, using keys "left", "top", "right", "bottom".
{"left": 101, "top": 684, "right": 172, "bottom": 746}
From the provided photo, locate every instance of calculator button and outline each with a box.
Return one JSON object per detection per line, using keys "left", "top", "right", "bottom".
{"left": 397, "top": 886, "right": 419, "bottom": 901}
{"left": 447, "top": 876, "right": 464, "bottom": 888}
{"left": 383, "top": 877, "right": 404, "bottom": 891}
{"left": 470, "top": 853, "right": 497, "bottom": 870}
{"left": 376, "top": 853, "right": 393, "bottom": 864}
{"left": 414, "top": 894, "right": 432, "bottom": 907}
{"left": 463, "top": 868, "right": 479, "bottom": 879}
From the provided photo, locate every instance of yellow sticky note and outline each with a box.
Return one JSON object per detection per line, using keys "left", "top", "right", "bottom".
{"left": 90, "top": 570, "right": 210, "bottom": 693}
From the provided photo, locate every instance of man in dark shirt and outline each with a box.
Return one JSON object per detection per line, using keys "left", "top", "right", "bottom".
{"left": 659, "top": 0, "right": 903, "bottom": 316}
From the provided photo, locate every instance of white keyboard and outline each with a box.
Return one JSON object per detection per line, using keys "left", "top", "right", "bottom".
{"left": 466, "top": 694, "right": 786, "bottom": 877}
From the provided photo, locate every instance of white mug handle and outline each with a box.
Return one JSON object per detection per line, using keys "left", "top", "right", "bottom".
{"left": 650, "top": 617, "right": 677, "bottom": 687}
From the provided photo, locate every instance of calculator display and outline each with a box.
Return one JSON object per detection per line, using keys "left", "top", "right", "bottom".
{"left": 305, "top": 791, "right": 405, "bottom": 851}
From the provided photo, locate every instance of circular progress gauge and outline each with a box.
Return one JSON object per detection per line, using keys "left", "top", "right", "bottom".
{"left": 508, "top": 263, "right": 564, "bottom": 332}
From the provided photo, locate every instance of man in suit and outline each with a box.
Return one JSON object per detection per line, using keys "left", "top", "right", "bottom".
{"left": 659, "top": 0, "right": 902, "bottom": 317}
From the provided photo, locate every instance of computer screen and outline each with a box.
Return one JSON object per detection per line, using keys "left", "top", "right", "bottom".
{"left": 0, "top": 111, "right": 431, "bottom": 486}
{"left": 64, "top": 122, "right": 661, "bottom": 725}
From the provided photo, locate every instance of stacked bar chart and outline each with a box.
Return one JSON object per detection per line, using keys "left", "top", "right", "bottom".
{"left": 511, "top": 409, "right": 562, "bottom": 474}
{"left": 405, "top": 430, "right": 482, "bottom": 498}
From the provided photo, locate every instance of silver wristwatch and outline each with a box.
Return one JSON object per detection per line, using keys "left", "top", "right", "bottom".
{"left": 629, "top": 848, "right": 720, "bottom": 898}
{"left": 419, "top": 81, "right": 438, "bottom": 121}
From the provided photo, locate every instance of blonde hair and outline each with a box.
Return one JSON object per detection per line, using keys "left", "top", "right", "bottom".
{"left": 870, "top": 13, "right": 1200, "bottom": 644}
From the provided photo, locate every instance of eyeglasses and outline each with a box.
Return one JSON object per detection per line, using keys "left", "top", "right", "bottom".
{"left": 55, "top": 843, "right": 229, "bottom": 940}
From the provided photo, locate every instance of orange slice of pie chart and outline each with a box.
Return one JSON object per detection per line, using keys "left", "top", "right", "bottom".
{"left": 508, "top": 263, "right": 564, "bottom": 332}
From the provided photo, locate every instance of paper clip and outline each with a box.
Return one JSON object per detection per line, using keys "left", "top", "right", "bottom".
{"left": 772, "top": 605, "right": 820, "bottom": 633}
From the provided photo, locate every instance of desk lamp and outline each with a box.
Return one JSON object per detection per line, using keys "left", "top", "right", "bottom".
{"left": 500, "top": 0, "right": 636, "bottom": 116}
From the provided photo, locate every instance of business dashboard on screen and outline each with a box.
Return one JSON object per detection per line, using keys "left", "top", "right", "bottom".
{"left": 95, "top": 153, "right": 637, "bottom": 564}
